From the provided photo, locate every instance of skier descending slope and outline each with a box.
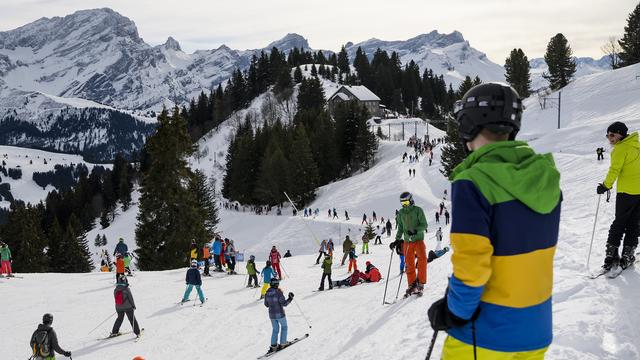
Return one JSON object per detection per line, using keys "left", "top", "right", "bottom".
{"left": 389, "top": 192, "right": 427, "bottom": 297}
{"left": 596, "top": 121, "right": 640, "bottom": 273}
{"left": 181, "top": 260, "right": 206, "bottom": 305}
{"left": 428, "top": 83, "right": 561, "bottom": 359}
{"left": 264, "top": 278, "right": 294, "bottom": 354}
{"left": 110, "top": 275, "right": 142, "bottom": 339}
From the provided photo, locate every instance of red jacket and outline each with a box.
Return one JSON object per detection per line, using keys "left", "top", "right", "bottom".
{"left": 269, "top": 250, "right": 281, "bottom": 264}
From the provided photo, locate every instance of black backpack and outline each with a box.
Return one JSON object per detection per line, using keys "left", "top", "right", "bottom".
{"left": 31, "top": 329, "right": 51, "bottom": 357}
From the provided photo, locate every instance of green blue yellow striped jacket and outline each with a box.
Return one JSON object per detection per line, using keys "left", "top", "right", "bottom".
{"left": 446, "top": 141, "right": 561, "bottom": 352}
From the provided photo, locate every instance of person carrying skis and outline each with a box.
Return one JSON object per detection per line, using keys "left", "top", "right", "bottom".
{"left": 385, "top": 219, "right": 392, "bottom": 237}
{"left": 114, "top": 238, "right": 128, "bottom": 257}
{"left": 315, "top": 239, "right": 327, "bottom": 264}
{"left": 390, "top": 191, "right": 427, "bottom": 296}
{"left": 181, "top": 260, "right": 206, "bottom": 304}
{"left": 246, "top": 255, "right": 260, "bottom": 288}
{"left": 319, "top": 254, "right": 333, "bottom": 291}
{"left": 597, "top": 121, "right": 640, "bottom": 271}
{"left": 362, "top": 261, "right": 381, "bottom": 282}
{"left": 30, "top": 313, "right": 71, "bottom": 359}
{"left": 212, "top": 237, "right": 223, "bottom": 272}
{"left": 202, "top": 243, "right": 211, "bottom": 276}
{"left": 111, "top": 275, "right": 141, "bottom": 338}
{"left": 341, "top": 235, "right": 352, "bottom": 266}
{"left": 348, "top": 243, "right": 358, "bottom": 272}
{"left": 264, "top": 278, "right": 294, "bottom": 353}
{"left": 427, "top": 83, "right": 561, "bottom": 359}
{"left": 0, "top": 242, "right": 12, "bottom": 277}
{"left": 269, "top": 246, "right": 282, "bottom": 279}
{"left": 260, "top": 261, "right": 275, "bottom": 299}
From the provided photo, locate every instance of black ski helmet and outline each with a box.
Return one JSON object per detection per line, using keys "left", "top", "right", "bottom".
{"left": 270, "top": 278, "right": 280, "bottom": 288}
{"left": 400, "top": 192, "right": 414, "bottom": 206}
{"left": 43, "top": 313, "right": 53, "bottom": 325}
{"left": 454, "top": 83, "right": 523, "bottom": 142}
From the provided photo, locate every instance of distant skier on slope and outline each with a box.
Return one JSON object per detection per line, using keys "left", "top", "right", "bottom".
{"left": 246, "top": 255, "right": 260, "bottom": 288}
{"left": 428, "top": 83, "right": 561, "bottom": 358}
{"left": 597, "top": 121, "right": 640, "bottom": 271}
{"left": 0, "top": 242, "right": 12, "bottom": 277}
{"left": 114, "top": 238, "right": 128, "bottom": 257}
{"left": 389, "top": 191, "right": 427, "bottom": 297}
{"left": 110, "top": 275, "right": 141, "bottom": 338}
{"left": 181, "top": 260, "right": 206, "bottom": 305}
{"left": 30, "top": 313, "right": 71, "bottom": 359}
{"left": 385, "top": 219, "right": 392, "bottom": 237}
{"left": 315, "top": 239, "right": 327, "bottom": 264}
{"left": 264, "top": 278, "right": 294, "bottom": 354}
{"left": 340, "top": 236, "right": 352, "bottom": 266}
{"left": 270, "top": 246, "right": 282, "bottom": 279}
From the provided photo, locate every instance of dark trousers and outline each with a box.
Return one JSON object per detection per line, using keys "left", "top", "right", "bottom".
{"left": 608, "top": 193, "right": 640, "bottom": 249}
{"left": 374, "top": 236, "right": 382, "bottom": 245}
{"left": 320, "top": 273, "right": 332, "bottom": 289}
{"left": 112, "top": 309, "right": 140, "bottom": 335}
{"left": 598, "top": 153, "right": 604, "bottom": 160}
{"left": 213, "top": 254, "right": 222, "bottom": 271}
{"left": 204, "top": 258, "right": 210, "bottom": 276}
{"left": 340, "top": 252, "right": 349, "bottom": 266}
{"left": 316, "top": 251, "right": 326, "bottom": 264}
{"left": 229, "top": 256, "right": 236, "bottom": 271}
{"left": 248, "top": 274, "right": 258, "bottom": 286}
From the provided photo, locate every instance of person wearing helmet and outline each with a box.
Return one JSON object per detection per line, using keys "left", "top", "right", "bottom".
{"left": 389, "top": 191, "right": 428, "bottom": 297}
{"left": 428, "top": 83, "right": 561, "bottom": 359}
{"left": 30, "top": 313, "right": 71, "bottom": 359}
{"left": 264, "top": 277, "right": 294, "bottom": 353}
{"left": 246, "top": 255, "right": 261, "bottom": 288}
{"left": 597, "top": 121, "right": 640, "bottom": 270}
{"left": 111, "top": 275, "right": 141, "bottom": 338}
{"left": 259, "top": 260, "right": 275, "bottom": 299}
{"left": 362, "top": 261, "right": 381, "bottom": 282}
{"left": 114, "top": 238, "right": 128, "bottom": 257}
{"left": 318, "top": 253, "right": 333, "bottom": 291}
{"left": 0, "top": 242, "right": 12, "bottom": 277}
{"left": 347, "top": 243, "right": 358, "bottom": 272}
{"left": 115, "top": 253, "right": 125, "bottom": 281}
{"left": 181, "top": 260, "right": 206, "bottom": 304}
{"left": 269, "top": 246, "right": 282, "bottom": 280}
{"left": 340, "top": 235, "right": 353, "bottom": 266}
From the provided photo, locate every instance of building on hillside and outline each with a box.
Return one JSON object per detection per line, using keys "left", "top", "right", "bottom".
{"left": 328, "top": 85, "right": 382, "bottom": 118}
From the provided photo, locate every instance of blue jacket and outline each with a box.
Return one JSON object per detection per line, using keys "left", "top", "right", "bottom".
{"left": 261, "top": 267, "right": 274, "bottom": 283}
{"left": 212, "top": 240, "right": 222, "bottom": 255}
{"left": 114, "top": 242, "right": 128, "bottom": 256}
{"left": 185, "top": 267, "right": 202, "bottom": 286}
{"left": 264, "top": 288, "right": 291, "bottom": 319}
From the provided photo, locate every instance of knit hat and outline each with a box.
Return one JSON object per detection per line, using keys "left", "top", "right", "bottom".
{"left": 607, "top": 121, "right": 628, "bottom": 137}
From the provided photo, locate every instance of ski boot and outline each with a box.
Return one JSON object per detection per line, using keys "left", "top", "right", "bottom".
{"left": 278, "top": 342, "right": 291, "bottom": 350}
{"left": 620, "top": 245, "right": 637, "bottom": 269}
{"left": 318, "top": 287, "right": 324, "bottom": 291}
{"left": 411, "top": 283, "right": 424, "bottom": 297}
{"left": 602, "top": 244, "right": 620, "bottom": 271}
{"left": 267, "top": 345, "right": 278, "bottom": 354}
{"left": 403, "top": 281, "right": 417, "bottom": 298}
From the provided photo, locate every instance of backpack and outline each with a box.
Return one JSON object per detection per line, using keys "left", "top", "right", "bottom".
{"left": 31, "top": 329, "right": 51, "bottom": 357}
{"left": 115, "top": 289, "right": 124, "bottom": 305}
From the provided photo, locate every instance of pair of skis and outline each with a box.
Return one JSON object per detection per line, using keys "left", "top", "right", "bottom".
{"left": 257, "top": 334, "right": 309, "bottom": 359}
{"left": 98, "top": 328, "right": 144, "bottom": 342}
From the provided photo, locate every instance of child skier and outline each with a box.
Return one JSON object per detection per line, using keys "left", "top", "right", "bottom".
{"left": 30, "top": 313, "right": 71, "bottom": 359}
{"left": 110, "top": 275, "right": 141, "bottom": 338}
{"left": 260, "top": 261, "right": 275, "bottom": 299}
{"left": 361, "top": 233, "right": 369, "bottom": 254}
{"left": 348, "top": 243, "right": 358, "bottom": 272}
{"left": 319, "top": 254, "right": 333, "bottom": 291}
{"left": 181, "top": 260, "right": 206, "bottom": 305}
{"left": 264, "top": 278, "right": 294, "bottom": 353}
{"left": 246, "top": 255, "right": 260, "bottom": 288}
{"left": 115, "top": 253, "right": 125, "bottom": 281}
{"left": 269, "top": 246, "right": 282, "bottom": 279}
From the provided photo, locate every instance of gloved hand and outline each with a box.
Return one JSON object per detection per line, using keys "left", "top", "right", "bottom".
{"left": 596, "top": 183, "right": 609, "bottom": 194}
{"left": 407, "top": 229, "right": 417, "bottom": 236}
{"left": 427, "top": 296, "right": 470, "bottom": 331}
{"left": 64, "top": 351, "right": 72, "bottom": 357}
{"left": 288, "top": 292, "right": 294, "bottom": 299}
{"left": 389, "top": 240, "right": 402, "bottom": 250}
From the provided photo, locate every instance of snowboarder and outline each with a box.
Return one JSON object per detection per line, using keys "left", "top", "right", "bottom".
{"left": 444, "top": 209, "right": 450, "bottom": 225}
{"left": 318, "top": 254, "right": 333, "bottom": 291}
{"left": 202, "top": 243, "right": 211, "bottom": 276}
{"left": 246, "top": 255, "right": 260, "bottom": 288}
{"left": 341, "top": 236, "right": 352, "bottom": 266}
{"left": 226, "top": 239, "right": 237, "bottom": 275}
{"left": 111, "top": 275, "right": 141, "bottom": 338}
{"left": 0, "top": 242, "right": 12, "bottom": 277}
{"left": 181, "top": 260, "right": 206, "bottom": 304}
{"left": 361, "top": 233, "right": 370, "bottom": 254}
{"left": 385, "top": 219, "right": 392, "bottom": 237}
{"left": 114, "top": 238, "right": 128, "bottom": 257}
{"left": 348, "top": 244, "right": 358, "bottom": 272}
{"left": 596, "top": 147, "right": 605, "bottom": 161}
{"left": 361, "top": 213, "right": 368, "bottom": 225}
{"left": 30, "top": 313, "right": 71, "bottom": 359}
{"left": 597, "top": 121, "right": 640, "bottom": 270}
{"left": 269, "top": 246, "right": 282, "bottom": 279}
{"left": 435, "top": 211, "right": 440, "bottom": 224}
{"left": 260, "top": 261, "right": 275, "bottom": 299}
{"left": 283, "top": 250, "right": 292, "bottom": 258}
{"left": 315, "top": 239, "right": 327, "bottom": 264}
{"left": 361, "top": 261, "right": 382, "bottom": 282}
{"left": 212, "top": 237, "right": 223, "bottom": 272}
{"left": 332, "top": 269, "right": 364, "bottom": 287}
{"left": 427, "top": 83, "right": 560, "bottom": 358}
{"left": 264, "top": 278, "right": 294, "bottom": 353}
{"left": 389, "top": 191, "right": 427, "bottom": 297}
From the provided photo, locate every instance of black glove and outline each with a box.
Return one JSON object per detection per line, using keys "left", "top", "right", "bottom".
{"left": 596, "top": 183, "right": 608, "bottom": 195}
{"left": 427, "top": 296, "right": 470, "bottom": 331}
{"left": 407, "top": 229, "right": 417, "bottom": 236}
{"left": 288, "top": 292, "right": 294, "bottom": 299}
{"left": 64, "top": 351, "right": 72, "bottom": 357}
{"left": 389, "top": 240, "right": 402, "bottom": 250}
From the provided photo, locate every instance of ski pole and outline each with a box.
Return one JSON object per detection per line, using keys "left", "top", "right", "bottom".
{"left": 586, "top": 194, "right": 602, "bottom": 270}
{"left": 291, "top": 297, "right": 312, "bottom": 329}
{"left": 395, "top": 271, "right": 405, "bottom": 301}
{"left": 280, "top": 263, "right": 290, "bottom": 279}
{"left": 425, "top": 330, "right": 439, "bottom": 360}
{"left": 87, "top": 312, "right": 116, "bottom": 335}
{"left": 382, "top": 250, "right": 394, "bottom": 305}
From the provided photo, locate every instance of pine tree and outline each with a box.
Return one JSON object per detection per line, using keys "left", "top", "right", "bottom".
{"left": 191, "top": 170, "right": 219, "bottom": 237}
{"left": 0, "top": 202, "right": 48, "bottom": 272}
{"left": 94, "top": 234, "right": 102, "bottom": 247}
{"left": 297, "top": 77, "right": 326, "bottom": 111}
{"left": 440, "top": 116, "right": 467, "bottom": 178}
{"left": 100, "top": 210, "right": 110, "bottom": 229}
{"left": 457, "top": 76, "right": 476, "bottom": 99}
{"left": 254, "top": 141, "right": 290, "bottom": 205}
{"left": 102, "top": 234, "right": 108, "bottom": 246}
{"left": 505, "top": 48, "right": 532, "bottom": 97}
{"left": 337, "top": 46, "right": 350, "bottom": 74}
{"left": 619, "top": 3, "right": 640, "bottom": 67}
{"left": 364, "top": 222, "right": 375, "bottom": 241}
{"left": 353, "top": 105, "right": 378, "bottom": 171}
{"left": 274, "top": 68, "right": 293, "bottom": 95}
{"left": 293, "top": 66, "right": 303, "bottom": 83}
{"left": 310, "top": 64, "right": 318, "bottom": 78}
{"left": 543, "top": 33, "right": 577, "bottom": 90}
{"left": 289, "top": 125, "right": 320, "bottom": 206}
{"left": 58, "top": 214, "right": 93, "bottom": 272}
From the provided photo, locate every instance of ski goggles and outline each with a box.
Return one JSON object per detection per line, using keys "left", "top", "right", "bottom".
{"left": 400, "top": 200, "right": 411, "bottom": 207}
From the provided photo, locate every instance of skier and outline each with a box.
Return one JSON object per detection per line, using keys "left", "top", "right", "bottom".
{"left": 246, "top": 255, "right": 260, "bottom": 288}
{"left": 385, "top": 219, "right": 392, "bottom": 237}
{"left": 332, "top": 269, "right": 364, "bottom": 287}
{"left": 361, "top": 233, "right": 370, "bottom": 254}
{"left": 427, "top": 83, "right": 560, "bottom": 358}
{"left": 596, "top": 147, "right": 605, "bottom": 161}
{"left": 260, "top": 261, "right": 275, "bottom": 299}
{"left": 341, "top": 235, "right": 352, "bottom": 266}
{"left": 114, "top": 238, "right": 128, "bottom": 257}
{"left": 361, "top": 261, "right": 382, "bottom": 282}
{"left": 181, "top": 260, "right": 206, "bottom": 305}
{"left": 315, "top": 239, "right": 327, "bottom": 264}
{"left": 212, "top": 237, "right": 223, "bottom": 272}
{"left": 327, "top": 239, "right": 335, "bottom": 258}
{"left": 30, "top": 313, "right": 71, "bottom": 359}
{"left": 597, "top": 121, "right": 640, "bottom": 271}
{"left": 123, "top": 252, "right": 133, "bottom": 276}
{"left": 223, "top": 239, "right": 231, "bottom": 272}
{"left": 202, "top": 243, "right": 211, "bottom": 276}
{"left": 115, "top": 253, "right": 125, "bottom": 281}
{"left": 444, "top": 209, "right": 450, "bottom": 225}
{"left": 269, "top": 246, "right": 282, "bottom": 279}
{"left": 439, "top": 202, "right": 445, "bottom": 215}
{"left": 264, "top": 278, "right": 294, "bottom": 353}
{"left": 318, "top": 254, "right": 333, "bottom": 291}
{"left": 328, "top": 209, "right": 331, "bottom": 218}
{"left": 435, "top": 211, "right": 440, "bottom": 224}
{"left": 189, "top": 241, "right": 198, "bottom": 261}
{"left": 332, "top": 208, "right": 338, "bottom": 219}
{"left": 348, "top": 243, "right": 358, "bottom": 272}
{"left": 283, "top": 250, "right": 292, "bottom": 258}
{"left": 389, "top": 191, "right": 428, "bottom": 297}
{"left": 408, "top": 169, "right": 412, "bottom": 177}
{"left": 226, "top": 239, "right": 237, "bottom": 275}
{"left": 374, "top": 226, "right": 383, "bottom": 245}
{"left": 110, "top": 275, "right": 141, "bottom": 338}
{"left": 0, "top": 242, "right": 12, "bottom": 277}
{"left": 435, "top": 227, "right": 443, "bottom": 251}
{"left": 372, "top": 211, "right": 377, "bottom": 222}
{"left": 361, "top": 213, "right": 368, "bottom": 225}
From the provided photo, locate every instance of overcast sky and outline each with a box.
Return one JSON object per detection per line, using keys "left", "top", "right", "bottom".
{"left": 0, "top": 0, "right": 636, "bottom": 63}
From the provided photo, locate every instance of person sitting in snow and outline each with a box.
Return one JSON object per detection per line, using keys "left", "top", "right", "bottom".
{"left": 361, "top": 261, "right": 382, "bottom": 282}
{"left": 332, "top": 269, "right": 364, "bottom": 288}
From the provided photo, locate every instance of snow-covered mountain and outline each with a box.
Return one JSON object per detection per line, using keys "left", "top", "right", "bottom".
{"left": 529, "top": 56, "right": 612, "bottom": 91}
{"left": 345, "top": 30, "right": 506, "bottom": 87}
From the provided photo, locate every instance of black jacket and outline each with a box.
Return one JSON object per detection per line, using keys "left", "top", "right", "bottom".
{"left": 186, "top": 267, "right": 202, "bottom": 286}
